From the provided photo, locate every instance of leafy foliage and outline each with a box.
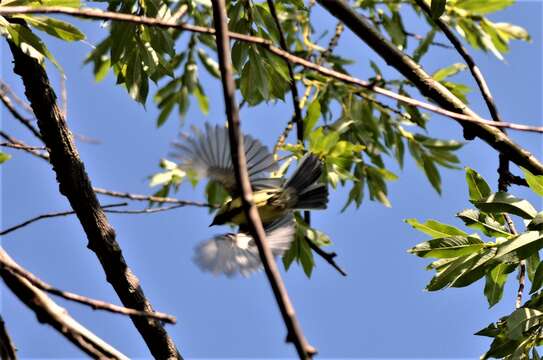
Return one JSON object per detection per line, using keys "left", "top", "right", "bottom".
{"left": 408, "top": 167, "right": 543, "bottom": 357}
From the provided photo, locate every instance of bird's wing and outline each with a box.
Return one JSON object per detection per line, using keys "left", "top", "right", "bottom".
{"left": 193, "top": 215, "right": 296, "bottom": 277}
{"left": 171, "top": 123, "right": 278, "bottom": 195}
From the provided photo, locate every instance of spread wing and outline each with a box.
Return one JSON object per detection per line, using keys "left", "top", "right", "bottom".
{"left": 171, "top": 123, "right": 279, "bottom": 195}
{"left": 193, "top": 215, "right": 296, "bottom": 277}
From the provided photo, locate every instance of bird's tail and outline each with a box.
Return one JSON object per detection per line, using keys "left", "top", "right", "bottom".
{"left": 284, "top": 154, "right": 329, "bottom": 210}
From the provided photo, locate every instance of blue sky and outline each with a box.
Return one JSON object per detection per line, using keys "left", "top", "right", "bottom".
{"left": 0, "top": 1, "right": 542, "bottom": 358}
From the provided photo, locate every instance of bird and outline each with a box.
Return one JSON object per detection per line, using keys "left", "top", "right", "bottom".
{"left": 172, "top": 122, "right": 328, "bottom": 277}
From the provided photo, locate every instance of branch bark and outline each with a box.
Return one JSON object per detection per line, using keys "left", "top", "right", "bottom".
{"left": 0, "top": 250, "right": 176, "bottom": 323}
{"left": 315, "top": 0, "right": 543, "bottom": 175}
{"left": 211, "top": 0, "right": 315, "bottom": 357}
{"left": 0, "top": 248, "right": 128, "bottom": 359}
{"left": 0, "top": 315, "right": 17, "bottom": 360}
{"left": 6, "top": 35, "right": 181, "bottom": 359}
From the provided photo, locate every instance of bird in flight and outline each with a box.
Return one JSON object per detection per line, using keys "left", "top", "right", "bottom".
{"left": 172, "top": 123, "right": 328, "bottom": 277}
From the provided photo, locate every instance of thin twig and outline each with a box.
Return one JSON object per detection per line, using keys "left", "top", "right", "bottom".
{"left": 0, "top": 80, "right": 33, "bottom": 113}
{"left": 503, "top": 214, "right": 525, "bottom": 309}
{"left": 0, "top": 142, "right": 45, "bottom": 151}
{"left": 0, "top": 88, "right": 42, "bottom": 141}
{"left": 0, "top": 315, "right": 17, "bottom": 360}
{"left": 104, "top": 204, "right": 185, "bottom": 214}
{"left": 306, "top": 240, "right": 347, "bottom": 276}
{"left": 93, "top": 187, "right": 215, "bottom": 207}
{"left": 266, "top": 0, "right": 303, "bottom": 141}
{"left": 0, "top": 253, "right": 176, "bottom": 323}
{"left": 0, "top": 203, "right": 127, "bottom": 236}
{"left": 0, "top": 131, "right": 49, "bottom": 160}
{"left": 211, "top": 0, "right": 315, "bottom": 357}
{"left": 0, "top": 6, "right": 540, "bottom": 136}
{"left": 0, "top": 248, "right": 129, "bottom": 359}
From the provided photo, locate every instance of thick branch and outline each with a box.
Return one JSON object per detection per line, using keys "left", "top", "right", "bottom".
{"left": 0, "top": 252, "right": 176, "bottom": 323}
{"left": 7, "top": 36, "right": 181, "bottom": 359}
{"left": 0, "top": 248, "right": 128, "bottom": 359}
{"left": 0, "top": 315, "right": 17, "bottom": 360}
{"left": 315, "top": 0, "right": 543, "bottom": 175}
{"left": 211, "top": 0, "right": 315, "bottom": 358}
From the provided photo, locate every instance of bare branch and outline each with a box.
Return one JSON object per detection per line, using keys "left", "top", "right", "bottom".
{"left": 306, "top": 240, "right": 347, "bottom": 276}
{"left": 266, "top": 0, "right": 303, "bottom": 142}
{"left": 0, "top": 87, "right": 42, "bottom": 141}
{"left": 0, "top": 248, "right": 129, "bottom": 359}
{"left": 7, "top": 32, "right": 182, "bottom": 359}
{"left": 93, "top": 187, "right": 215, "bottom": 207}
{"left": 0, "top": 131, "right": 49, "bottom": 160}
{"left": 104, "top": 204, "right": 186, "bottom": 214}
{"left": 0, "top": 252, "right": 176, "bottom": 324}
{"left": 0, "top": 203, "right": 126, "bottom": 236}
{"left": 0, "top": 315, "right": 17, "bottom": 360}
{"left": 211, "top": 0, "right": 315, "bottom": 357}
{"left": 0, "top": 142, "right": 45, "bottom": 151}
{"left": 0, "top": 80, "right": 33, "bottom": 113}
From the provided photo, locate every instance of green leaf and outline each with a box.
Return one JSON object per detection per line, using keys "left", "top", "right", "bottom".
{"left": 426, "top": 251, "right": 484, "bottom": 290}
{"left": 193, "top": 84, "right": 209, "bottom": 115}
{"left": 422, "top": 154, "right": 441, "bottom": 194}
{"left": 430, "top": 0, "right": 447, "bottom": 18}
{"left": 5, "top": 24, "right": 62, "bottom": 71}
{"left": 472, "top": 192, "right": 538, "bottom": 219}
{"left": 432, "top": 63, "right": 467, "bottom": 81}
{"left": 521, "top": 167, "right": 543, "bottom": 197}
{"left": 465, "top": 167, "right": 491, "bottom": 201}
{"left": 405, "top": 218, "right": 468, "bottom": 238}
{"left": 506, "top": 307, "right": 543, "bottom": 340}
{"left": 382, "top": 12, "right": 407, "bottom": 49}
{"left": 197, "top": 48, "right": 221, "bottom": 78}
{"left": 303, "top": 99, "right": 321, "bottom": 140}
{"left": 527, "top": 252, "right": 540, "bottom": 282}
{"left": 0, "top": 152, "right": 11, "bottom": 164}
{"left": 527, "top": 213, "right": 543, "bottom": 231}
{"left": 530, "top": 260, "right": 543, "bottom": 294}
{"left": 456, "top": 209, "right": 511, "bottom": 237}
{"left": 496, "top": 231, "right": 543, "bottom": 261}
{"left": 484, "top": 263, "right": 514, "bottom": 307}
{"left": 413, "top": 29, "right": 436, "bottom": 63}
{"left": 455, "top": 0, "right": 515, "bottom": 15}
{"left": 15, "top": 15, "right": 85, "bottom": 41}
{"left": 408, "top": 235, "right": 484, "bottom": 258}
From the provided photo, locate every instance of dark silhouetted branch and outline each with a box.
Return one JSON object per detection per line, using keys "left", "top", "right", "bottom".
{"left": 0, "top": 87, "right": 42, "bottom": 141}
{"left": 0, "top": 203, "right": 126, "bottom": 236}
{"left": 0, "top": 131, "right": 49, "bottom": 160}
{"left": 0, "top": 253, "right": 176, "bottom": 324}
{"left": 211, "top": 0, "right": 315, "bottom": 357}
{"left": 7, "top": 32, "right": 182, "bottom": 359}
{"left": 0, "top": 248, "right": 129, "bottom": 359}
{"left": 0, "top": 315, "right": 17, "bottom": 360}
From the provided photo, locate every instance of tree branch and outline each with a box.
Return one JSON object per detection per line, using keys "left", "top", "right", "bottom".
{"left": 93, "top": 187, "right": 215, "bottom": 207}
{"left": 0, "top": 131, "right": 49, "bottom": 160}
{"left": 0, "top": 203, "right": 126, "bottom": 236}
{"left": 0, "top": 251, "right": 176, "bottom": 323}
{"left": 0, "top": 7, "right": 540, "bottom": 140}
{"left": 211, "top": 0, "right": 315, "bottom": 357}
{"left": 0, "top": 248, "right": 129, "bottom": 359}
{"left": 0, "top": 87, "right": 42, "bottom": 141}
{"left": 6, "top": 33, "right": 182, "bottom": 359}
{"left": 0, "top": 315, "right": 17, "bottom": 360}
{"left": 315, "top": 0, "right": 543, "bottom": 175}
